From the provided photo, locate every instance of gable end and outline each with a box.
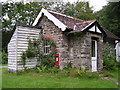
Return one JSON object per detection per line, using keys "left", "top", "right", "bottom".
{"left": 32, "top": 8, "right": 67, "bottom": 31}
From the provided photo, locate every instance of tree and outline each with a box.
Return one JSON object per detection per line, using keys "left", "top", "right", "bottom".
{"left": 2, "top": 2, "right": 54, "bottom": 52}
{"left": 54, "top": 1, "right": 95, "bottom": 20}
{"left": 95, "top": 2, "right": 120, "bottom": 38}
{"left": 2, "top": 1, "right": 95, "bottom": 52}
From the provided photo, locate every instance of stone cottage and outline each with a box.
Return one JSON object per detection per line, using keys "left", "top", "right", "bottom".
{"left": 8, "top": 8, "right": 120, "bottom": 72}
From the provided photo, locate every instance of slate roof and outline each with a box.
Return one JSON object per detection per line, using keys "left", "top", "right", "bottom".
{"left": 46, "top": 8, "right": 94, "bottom": 31}
{"left": 37, "top": 8, "right": 119, "bottom": 40}
{"left": 102, "top": 27, "right": 120, "bottom": 40}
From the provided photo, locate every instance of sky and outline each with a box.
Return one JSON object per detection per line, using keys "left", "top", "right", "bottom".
{"left": 64, "top": 0, "right": 108, "bottom": 11}
{"left": 0, "top": 0, "right": 108, "bottom": 11}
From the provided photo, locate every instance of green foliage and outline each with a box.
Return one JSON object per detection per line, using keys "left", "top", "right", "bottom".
{"left": 103, "top": 42, "right": 117, "bottom": 70}
{"left": 95, "top": 2, "right": 120, "bottom": 38}
{"left": 47, "top": 66, "right": 59, "bottom": 73}
{"left": 77, "top": 68, "right": 86, "bottom": 77}
{"left": 40, "top": 53, "right": 56, "bottom": 68}
{"left": 2, "top": 2, "right": 54, "bottom": 31}
{"left": 67, "top": 68, "right": 99, "bottom": 78}
{"left": 0, "top": 51, "right": 8, "bottom": 64}
{"left": 21, "top": 52, "right": 26, "bottom": 67}
{"left": 3, "top": 68, "right": 118, "bottom": 88}
{"left": 100, "top": 70, "right": 113, "bottom": 78}
{"left": 25, "top": 40, "right": 37, "bottom": 58}
{"left": 67, "top": 62, "right": 72, "bottom": 68}
{"left": 21, "top": 36, "right": 57, "bottom": 69}
{"left": 54, "top": 1, "right": 95, "bottom": 20}
{"left": 2, "top": 31, "right": 14, "bottom": 52}
{"left": 86, "top": 72, "right": 99, "bottom": 79}
{"left": 2, "top": 2, "right": 55, "bottom": 52}
{"left": 36, "top": 65, "right": 47, "bottom": 73}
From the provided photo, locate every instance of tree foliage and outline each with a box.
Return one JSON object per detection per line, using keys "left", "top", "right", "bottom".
{"left": 2, "top": 2, "right": 54, "bottom": 51}
{"left": 2, "top": 1, "right": 95, "bottom": 52}
{"left": 103, "top": 42, "right": 117, "bottom": 70}
{"left": 54, "top": 1, "right": 95, "bottom": 20}
{"left": 95, "top": 2, "right": 120, "bottom": 38}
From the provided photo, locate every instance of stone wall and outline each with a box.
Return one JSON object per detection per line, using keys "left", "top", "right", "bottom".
{"left": 37, "top": 16, "right": 103, "bottom": 71}
{"left": 68, "top": 32, "right": 103, "bottom": 71}
{"left": 68, "top": 32, "right": 91, "bottom": 70}
{"left": 38, "top": 16, "right": 69, "bottom": 69}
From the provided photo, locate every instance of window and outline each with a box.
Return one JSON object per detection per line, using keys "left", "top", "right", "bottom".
{"left": 43, "top": 39, "right": 50, "bottom": 55}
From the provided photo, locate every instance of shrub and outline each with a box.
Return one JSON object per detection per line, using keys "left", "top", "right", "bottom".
{"left": 21, "top": 52, "right": 26, "bottom": 68}
{"left": 26, "top": 40, "right": 37, "bottom": 58}
{"left": 40, "top": 53, "right": 56, "bottom": 68}
{"left": 1, "top": 50, "right": 8, "bottom": 64}
{"left": 103, "top": 42, "right": 117, "bottom": 70}
{"left": 77, "top": 68, "right": 86, "bottom": 77}
{"left": 36, "top": 65, "right": 47, "bottom": 73}
{"left": 21, "top": 37, "right": 57, "bottom": 69}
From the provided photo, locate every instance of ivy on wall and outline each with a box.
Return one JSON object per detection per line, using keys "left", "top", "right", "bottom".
{"left": 21, "top": 35, "right": 57, "bottom": 68}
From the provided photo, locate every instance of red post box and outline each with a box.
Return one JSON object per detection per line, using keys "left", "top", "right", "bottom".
{"left": 55, "top": 53, "right": 59, "bottom": 66}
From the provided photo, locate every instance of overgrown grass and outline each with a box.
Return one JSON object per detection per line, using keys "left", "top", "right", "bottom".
{"left": 2, "top": 68, "right": 119, "bottom": 88}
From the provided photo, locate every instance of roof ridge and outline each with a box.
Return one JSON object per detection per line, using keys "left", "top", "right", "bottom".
{"left": 44, "top": 8, "right": 84, "bottom": 22}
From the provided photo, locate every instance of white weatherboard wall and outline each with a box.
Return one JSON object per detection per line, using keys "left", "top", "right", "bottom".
{"left": 8, "top": 25, "right": 41, "bottom": 72}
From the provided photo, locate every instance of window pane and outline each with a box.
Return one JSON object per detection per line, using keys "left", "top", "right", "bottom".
{"left": 43, "top": 39, "right": 50, "bottom": 54}
{"left": 92, "top": 40, "right": 95, "bottom": 57}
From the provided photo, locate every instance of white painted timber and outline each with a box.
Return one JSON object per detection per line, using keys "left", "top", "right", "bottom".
{"left": 32, "top": 8, "right": 67, "bottom": 31}
{"left": 89, "top": 25, "right": 102, "bottom": 33}
{"left": 89, "top": 25, "right": 95, "bottom": 32}
{"left": 81, "top": 21, "right": 96, "bottom": 31}
{"left": 96, "top": 26, "right": 102, "bottom": 33}
{"left": 8, "top": 25, "right": 41, "bottom": 72}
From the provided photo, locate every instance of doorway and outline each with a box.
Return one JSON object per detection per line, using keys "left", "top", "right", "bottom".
{"left": 91, "top": 39, "right": 98, "bottom": 72}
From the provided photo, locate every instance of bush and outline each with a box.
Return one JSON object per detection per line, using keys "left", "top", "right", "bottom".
{"left": 1, "top": 50, "right": 8, "bottom": 64}
{"left": 36, "top": 65, "right": 47, "bottom": 73}
{"left": 40, "top": 53, "right": 56, "bottom": 68}
{"left": 103, "top": 42, "right": 117, "bottom": 70}
{"left": 21, "top": 52, "right": 26, "bottom": 68}
{"left": 21, "top": 37, "right": 57, "bottom": 69}
{"left": 47, "top": 66, "right": 59, "bottom": 73}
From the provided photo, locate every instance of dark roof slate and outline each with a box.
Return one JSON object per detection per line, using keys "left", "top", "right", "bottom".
{"left": 44, "top": 9, "right": 120, "bottom": 40}
{"left": 102, "top": 27, "right": 120, "bottom": 40}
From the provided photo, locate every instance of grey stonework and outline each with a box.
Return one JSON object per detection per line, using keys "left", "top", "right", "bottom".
{"left": 38, "top": 16, "right": 103, "bottom": 71}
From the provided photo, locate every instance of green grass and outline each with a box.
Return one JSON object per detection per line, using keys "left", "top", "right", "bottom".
{"left": 0, "top": 68, "right": 2, "bottom": 88}
{"left": 0, "top": 64, "right": 8, "bottom": 66}
{"left": 100, "top": 69, "right": 119, "bottom": 80}
{"left": 2, "top": 68, "right": 119, "bottom": 88}
{"left": 109, "top": 71, "right": 119, "bottom": 80}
